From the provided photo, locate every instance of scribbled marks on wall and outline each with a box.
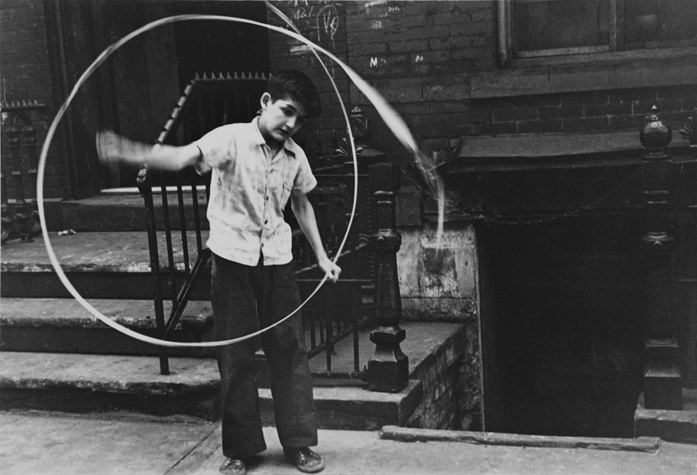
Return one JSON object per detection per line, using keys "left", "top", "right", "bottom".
{"left": 288, "top": 0, "right": 340, "bottom": 51}
{"left": 369, "top": 56, "right": 387, "bottom": 69}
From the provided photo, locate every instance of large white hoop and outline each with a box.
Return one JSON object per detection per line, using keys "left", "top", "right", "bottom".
{"left": 37, "top": 14, "right": 359, "bottom": 348}
{"left": 38, "top": 13, "right": 444, "bottom": 348}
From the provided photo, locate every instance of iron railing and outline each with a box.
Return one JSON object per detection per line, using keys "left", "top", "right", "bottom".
{"left": 137, "top": 73, "right": 375, "bottom": 379}
{"left": 1, "top": 100, "right": 45, "bottom": 244}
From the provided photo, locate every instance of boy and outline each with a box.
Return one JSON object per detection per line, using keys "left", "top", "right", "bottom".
{"left": 97, "top": 70, "right": 340, "bottom": 475}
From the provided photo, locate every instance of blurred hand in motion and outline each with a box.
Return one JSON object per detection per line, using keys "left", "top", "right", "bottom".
{"left": 95, "top": 130, "right": 152, "bottom": 168}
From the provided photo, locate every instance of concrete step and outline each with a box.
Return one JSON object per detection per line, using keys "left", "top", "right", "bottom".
{"left": 0, "top": 298, "right": 213, "bottom": 356}
{"left": 0, "top": 352, "right": 420, "bottom": 430}
{"left": 635, "top": 389, "right": 697, "bottom": 444}
{"left": 0, "top": 322, "right": 464, "bottom": 430}
{"left": 44, "top": 189, "right": 208, "bottom": 232}
{"left": 43, "top": 185, "right": 355, "bottom": 233}
{"left": 0, "top": 352, "right": 220, "bottom": 418}
{"left": 0, "top": 295, "right": 370, "bottom": 361}
{"left": 1, "top": 230, "right": 209, "bottom": 299}
{"left": 644, "top": 337, "right": 680, "bottom": 360}
{"left": 0, "top": 230, "right": 372, "bottom": 302}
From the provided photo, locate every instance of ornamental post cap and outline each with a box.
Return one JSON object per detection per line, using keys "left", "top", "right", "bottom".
{"left": 640, "top": 105, "right": 672, "bottom": 149}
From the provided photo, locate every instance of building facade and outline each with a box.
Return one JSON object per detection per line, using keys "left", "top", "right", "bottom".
{"left": 2, "top": 0, "right": 696, "bottom": 436}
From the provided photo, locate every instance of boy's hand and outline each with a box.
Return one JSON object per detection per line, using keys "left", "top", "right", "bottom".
{"left": 96, "top": 130, "right": 151, "bottom": 168}
{"left": 318, "top": 257, "right": 341, "bottom": 283}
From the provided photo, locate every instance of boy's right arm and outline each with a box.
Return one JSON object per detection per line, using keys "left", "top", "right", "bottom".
{"left": 96, "top": 130, "right": 201, "bottom": 172}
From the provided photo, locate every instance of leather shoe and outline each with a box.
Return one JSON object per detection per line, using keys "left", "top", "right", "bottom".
{"left": 284, "top": 447, "right": 325, "bottom": 473}
{"left": 219, "top": 457, "right": 246, "bottom": 475}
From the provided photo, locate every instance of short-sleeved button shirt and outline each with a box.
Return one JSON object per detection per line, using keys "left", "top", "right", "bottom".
{"left": 194, "top": 118, "right": 317, "bottom": 266}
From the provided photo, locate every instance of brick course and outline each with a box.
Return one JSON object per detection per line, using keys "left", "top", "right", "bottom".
{"left": 469, "top": 86, "right": 697, "bottom": 136}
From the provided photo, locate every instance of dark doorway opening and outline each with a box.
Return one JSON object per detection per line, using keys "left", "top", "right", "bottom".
{"left": 480, "top": 213, "right": 646, "bottom": 437}
{"left": 172, "top": 1, "right": 269, "bottom": 90}
{"left": 98, "top": 1, "right": 269, "bottom": 189}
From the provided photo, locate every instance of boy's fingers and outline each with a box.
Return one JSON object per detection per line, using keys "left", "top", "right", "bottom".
{"left": 96, "top": 130, "right": 143, "bottom": 168}
{"left": 96, "top": 130, "right": 118, "bottom": 164}
{"left": 327, "top": 265, "right": 341, "bottom": 282}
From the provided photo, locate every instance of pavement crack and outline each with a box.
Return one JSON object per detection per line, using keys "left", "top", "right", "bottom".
{"left": 165, "top": 423, "right": 220, "bottom": 474}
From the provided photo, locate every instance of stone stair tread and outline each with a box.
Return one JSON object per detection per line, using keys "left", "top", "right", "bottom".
{"left": 63, "top": 189, "right": 206, "bottom": 207}
{"left": 0, "top": 350, "right": 422, "bottom": 429}
{"left": 0, "top": 322, "right": 462, "bottom": 388}
{"left": 0, "top": 349, "right": 419, "bottom": 402}
{"left": 0, "top": 323, "right": 461, "bottom": 429}
{"left": 635, "top": 389, "right": 697, "bottom": 443}
{"left": 0, "top": 351, "right": 219, "bottom": 393}
{"left": 0, "top": 297, "right": 212, "bottom": 329}
{"left": 645, "top": 337, "right": 679, "bottom": 348}
{"left": 1, "top": 230, "right": 206, "bottom": 273}
{"left": 44, "top": 190, "right": 209, "bottom": 232}
{"left": 644, "top": 365, "right": 682, "bottom": 378}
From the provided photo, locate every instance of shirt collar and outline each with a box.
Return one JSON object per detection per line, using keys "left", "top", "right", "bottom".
{"left": 250, "top": 117, "right": 297, "bottom": 159}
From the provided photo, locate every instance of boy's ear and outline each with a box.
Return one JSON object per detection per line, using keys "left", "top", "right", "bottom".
{"left": 260, "top": 92, "right": 272, "bottom": 111}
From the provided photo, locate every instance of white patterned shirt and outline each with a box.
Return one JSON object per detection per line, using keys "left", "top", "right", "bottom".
{"left": 194, "top": 117, "right": 317, "bottom": 266}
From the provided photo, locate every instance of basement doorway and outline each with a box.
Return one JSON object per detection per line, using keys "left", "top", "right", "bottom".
{"left": 479, "top": 213, "right": 646, "bottom": 437}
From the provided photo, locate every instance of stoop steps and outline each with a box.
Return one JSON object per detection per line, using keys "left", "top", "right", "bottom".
{"left": 0, "top": 191, "right": 463, "bottom": 431}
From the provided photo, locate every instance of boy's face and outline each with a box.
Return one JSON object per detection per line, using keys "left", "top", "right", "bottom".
{"left": 258, "top": 93, "right": 307, "bottom": 145}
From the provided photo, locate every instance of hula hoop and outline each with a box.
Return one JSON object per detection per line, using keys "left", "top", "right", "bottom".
{"left": 38, "top": 13, "right": 444, "bottom": 348}
{"left": 37, "top": 14, "right": 358, "bottom": 348}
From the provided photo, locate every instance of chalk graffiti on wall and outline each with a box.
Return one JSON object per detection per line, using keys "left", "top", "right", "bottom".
{"left": 363, "top": 1, "right": 401, "bottom": 17}
{"left": 369, "top": 56, "right": 387, "bottom": 69}
{"left": 288, "top": 0, "right": 340, "bottom": 51}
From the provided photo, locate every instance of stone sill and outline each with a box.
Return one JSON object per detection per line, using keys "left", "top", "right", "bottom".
{"left": 446, "top": 131, "right": 694, "bottom": 174}
{"left": 470, "top": 46, "right": 697, "bottom": 99}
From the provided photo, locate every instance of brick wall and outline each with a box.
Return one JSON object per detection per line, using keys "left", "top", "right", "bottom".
{"left": 271, "top": 1, "right": 696, "bottom": 156}
{"left": 1, "top": 0, "right": 66, "bottom": 201}
{"left": 268, "top": 1, "right": 496, "bottom": 166}
{"left": 267, "top": 1, "right": 352, "bottom": 161}
{"left": 344, "top": 1, "right": 495, "bottom": 160}
{"left": 407, "top": 323, "right": 481, "bottom": 430}
{"left": 471, "top": 85, "right": 697, "bottom": 137}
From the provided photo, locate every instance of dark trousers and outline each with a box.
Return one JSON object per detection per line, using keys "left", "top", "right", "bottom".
{"left": 211, "top": 253, "right": 317, "bottom": 459}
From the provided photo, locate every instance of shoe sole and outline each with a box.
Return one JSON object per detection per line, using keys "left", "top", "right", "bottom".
{"left": 296, "top": 460, "right": 325, "bottom": 473}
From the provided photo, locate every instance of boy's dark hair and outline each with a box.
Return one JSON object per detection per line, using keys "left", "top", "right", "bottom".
{"left": 267, "top": 69, "right": 321, "bottom": 118}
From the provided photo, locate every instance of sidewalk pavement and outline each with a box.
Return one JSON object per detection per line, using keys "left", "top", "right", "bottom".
{"left": 1, "top": 410, "right": 696, "bottom": 475}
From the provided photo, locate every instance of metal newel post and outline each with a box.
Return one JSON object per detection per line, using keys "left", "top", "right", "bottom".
{"left": 7, "top": 124, "right": 32, "bottom": 241}
{"left": 367, "top": 153, "right": 409, "bottom": 392}
{"left": 21, "top": 122, "right": 41, "bottom": 237}
{"left": 639, "top": 105, "right": 682, "bottom": 409}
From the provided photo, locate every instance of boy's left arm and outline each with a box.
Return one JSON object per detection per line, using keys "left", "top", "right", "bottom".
{"left": 291, "top": 191, "right": 341, "bottom": 282}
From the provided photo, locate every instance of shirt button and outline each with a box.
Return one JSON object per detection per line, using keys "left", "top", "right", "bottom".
{"left": 264, "top": 220, "right": 268, "bottom": 225}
